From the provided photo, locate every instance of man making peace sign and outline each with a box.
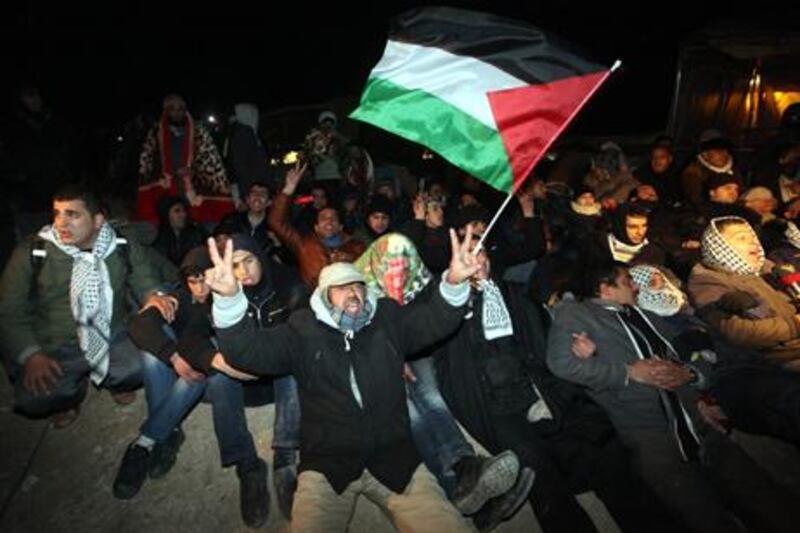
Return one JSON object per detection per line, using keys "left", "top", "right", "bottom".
{"left": 206, "top": 228, "right": 481, "bottom": 531}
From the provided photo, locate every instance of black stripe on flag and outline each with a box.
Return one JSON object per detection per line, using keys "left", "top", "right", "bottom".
{"left": 390, "top": 7, "right": 608, "bottom": 85}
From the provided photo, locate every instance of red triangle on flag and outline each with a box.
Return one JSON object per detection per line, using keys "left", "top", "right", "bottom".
{"left": 488, "top": 71, "right": 609, "bottom": 191}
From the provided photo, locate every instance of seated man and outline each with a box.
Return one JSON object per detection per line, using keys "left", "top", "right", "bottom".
{"left": 207, "top": 229, "right": 481, "bottom": 531}
{"left": 0, "top": 184, "right": 172, "bottom": 428}
{"left": 355, "top": 233, "right": 526, "bottom": 526}
{"left": 436, "top": 240, "right": 673, "bottom": 533}
{"left": 688, "top": 216, "right": 800, "bottom": 371}
{"left": 593, "top": 204, "right": 665, "bottom": 265}
{"left": 113, "top": 250, "right": 270, "bottom": 528}
{"left": 547, "top": 262, "right": 800, "bottom": 533}
{"left": 632, "top": 263, "right": 800, "bottom": 450}
{"left": 218, "top": 181, "right": 279, "bottom": 254}
{"left": 269, "top": 162, "right": 365, "bottom": 288}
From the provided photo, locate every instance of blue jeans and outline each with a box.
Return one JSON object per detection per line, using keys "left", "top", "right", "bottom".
{"left": 407, "top": 356, "right": 474, "bottom": 494}
{"left": 140, "top": 352, "right": 257, "bottom": 466}
{"left": 273, "top": 374, "right": 301, "bottom": 450}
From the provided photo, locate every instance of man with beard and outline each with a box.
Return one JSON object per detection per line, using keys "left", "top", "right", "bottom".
{"left": 137, "top": 94, "right": 233, "bottom": 224}
{"left": 206, "top": 227, "right": 481, "bottom": 531}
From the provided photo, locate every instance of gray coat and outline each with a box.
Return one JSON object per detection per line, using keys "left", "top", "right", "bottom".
{"left": 546, "top": 298, "right": 701, "bottom": 432}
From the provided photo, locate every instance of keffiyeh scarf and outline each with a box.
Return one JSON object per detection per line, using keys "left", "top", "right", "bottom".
{"left": 39, "top": 223, "right": 117, "bottom": 384}
{"left": 701, "top": 217, "right": 765, "bottom": 276}
{"left": 629, "top": 264, "right": 686, "bottom": 317}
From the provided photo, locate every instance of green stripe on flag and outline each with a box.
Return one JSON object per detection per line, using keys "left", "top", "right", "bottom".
{"left": 350, "top": 77, "right": 513, "bottom": 193}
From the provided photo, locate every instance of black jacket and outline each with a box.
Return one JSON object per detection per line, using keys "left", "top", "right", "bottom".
{"left": 436, "top": 282, "right": 612, "bottom": 453}
{"left": 128, "top": 288, "right": 217, "bottom": 373}
{"left": 216, "top": 283, "right": 466, "bottom": 493}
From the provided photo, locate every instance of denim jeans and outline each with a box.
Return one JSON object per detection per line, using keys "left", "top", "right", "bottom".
{"left": 406, "top": 356, "right": 474, "bottom": 494}
{"left": 273, "top": 374, "right": 301, "bottom": 450}
{"left": 140, "top": 352, "right": 257, "bottom": 466}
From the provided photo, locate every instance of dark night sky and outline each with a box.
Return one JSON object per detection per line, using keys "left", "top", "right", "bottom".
{"left": 1, "top": 2, "right": 774, "bottom": 135}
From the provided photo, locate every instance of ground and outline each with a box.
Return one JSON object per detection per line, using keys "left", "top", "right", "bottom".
{"left": 1, "top": 369, "right": 799, "bottom": 533}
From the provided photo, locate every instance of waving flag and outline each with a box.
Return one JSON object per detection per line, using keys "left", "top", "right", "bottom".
{"left": 351, "top": 7, "right": 617, "bottom": 193}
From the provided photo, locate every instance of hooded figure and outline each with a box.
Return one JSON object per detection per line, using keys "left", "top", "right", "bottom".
{"left": 598, "top": 205, "right": 664, "bottom": 266}
{"left": 227, "top": 103, "right": 271, "bottom": 198}
{"left": 353, "top": 234, "right": 526, "bottom": 526}
{"left": 355, "top": 233, "right": 431, "bottom": 305}
{"left": 310, "top": 262, "right": 378, "bottom": 335}
{"left": 357, "top": 195, "right": 395, "bottom": 244}
{"left": 701, "top": 216, "right": 765, "bottom": 277}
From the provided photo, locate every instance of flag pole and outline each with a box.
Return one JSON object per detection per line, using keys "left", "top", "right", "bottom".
{"left": 474, "top": 59, "right": 623, "bottom": 253}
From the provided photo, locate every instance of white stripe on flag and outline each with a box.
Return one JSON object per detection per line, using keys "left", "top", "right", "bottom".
{"left": 370, "top": 40, "right": 527, "bottom": 130}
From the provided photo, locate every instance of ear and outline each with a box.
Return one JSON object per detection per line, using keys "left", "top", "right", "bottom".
{"left": 93, "top": 212, "right": 106, "bottom": 230}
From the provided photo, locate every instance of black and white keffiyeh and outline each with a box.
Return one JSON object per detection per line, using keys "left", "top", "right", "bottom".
{"left": 701, "top": 217, "right": 765, "bottom": 276}
{"left": 39, "top": 223, "right": 116, "bottom": 384}
{"left": 477, "top": 279, "right": 513, "bottom": 341}
{"left": 629, "top": 264, "right": 686, "bottom": 317}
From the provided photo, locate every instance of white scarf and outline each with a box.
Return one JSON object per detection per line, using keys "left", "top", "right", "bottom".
{"left": 477, "top": 279, "right": 513, "bottom": 341}
{"left": 571, "top": 201, "right": 602, "bottom": 216}
{"left": 607, "top": 233, "right": 647, "bottom": 263}
{"left": 39, "top": 223, "right": 117, "bottom": 384}
{"left": 697, "top": 153, "right": 734, "bottom": 175}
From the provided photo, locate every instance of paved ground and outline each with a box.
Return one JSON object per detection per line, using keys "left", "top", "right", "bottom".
{"left": 2, "top": 367, "right": 799, "bottom": 533}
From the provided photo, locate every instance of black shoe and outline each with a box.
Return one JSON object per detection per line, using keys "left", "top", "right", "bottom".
{"left": 451, "top": 451, "right": 520, "bottom": 515}
{"left": 473, "top": 467, "right": 536, "bottom": 532}
{"left": 113, "top": 444, "right": 150, "bottom": 500}
{"left": 237, "top": 457, "right": 270, "bottom": 528}
{"left": 148, "top": 427, "right": 185, "bottom": 479}
{"left": 273, "top": 463, "right": 297, "bottom": 519}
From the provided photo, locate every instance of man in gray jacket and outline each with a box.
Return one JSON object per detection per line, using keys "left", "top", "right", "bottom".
{"left": 547, "top": 262, "right": 800, "bottom": 533}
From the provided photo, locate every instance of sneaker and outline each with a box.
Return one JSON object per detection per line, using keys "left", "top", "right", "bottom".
{"left": 148, "top": 427, "right": 185, "bottom": 479}
{"left": 473, "top": 467, "right": 536, "bottom": 532}
{"left": 237, "top": 457, "right": 270, "bottom": 528}
{"left": 451, "top": 451, "right": 520, "bottom": 515}
{"left": 113, "top": 444, "right": 150, "bottom": 500}
{"left": 51, "top": 407, "right": 80, "bottom": 429}
{"left": 110, "top": 390, "right": 137, "bottom": 406}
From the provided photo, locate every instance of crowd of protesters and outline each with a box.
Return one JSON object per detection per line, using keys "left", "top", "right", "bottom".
{"left": 2, "top": 87, "right": 800, "bottom": 532}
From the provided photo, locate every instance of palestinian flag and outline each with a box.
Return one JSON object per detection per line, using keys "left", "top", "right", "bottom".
{"left": 351, "top": 7, "right": 617, "bottom": 193}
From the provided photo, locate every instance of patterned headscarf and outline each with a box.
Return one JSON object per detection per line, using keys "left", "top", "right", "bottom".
{"left": 354, "top": 233, "right": 432, "bottom": 305}
{"left": 785, "top": 221, "right": 800, "bottom": 250}
{"left": 701, "top": 217, "right": 765, "bottom": 276}
{"left": 629, "top": 264, "right": 686, "bottom": 317}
